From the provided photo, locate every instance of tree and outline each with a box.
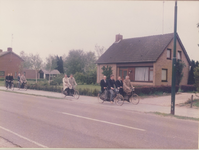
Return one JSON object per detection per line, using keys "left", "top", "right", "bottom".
{"left": 84, "top": 51, "right": 97, "bottom": 72}
{"left": 19, "top": 51, "right": 32, "bottom": 69}
{"left": 188, "top": 60, "right": 196, "bottom": 84}
{"left": 95, "top": 44, "right": 106, "bottom": 59}
{"left": 101, "top": 66, "right": 113, "bottom": 80}
{"left": 30, "top": 54, "right": 43, "bottom": 83}
{"left": 45, "top": 55, "right": 57, "bottom": 81}
{"left": 194, "top": 66, "right": 199, "bottom": 92}
{"left": 64, "top": 50, "right": 85, "bottom": 75}
{"left": 56, "top": 56, "right": 64, "bottom": 74}
{"left": 175, "top": 60, "right": 186, "bottom": 86}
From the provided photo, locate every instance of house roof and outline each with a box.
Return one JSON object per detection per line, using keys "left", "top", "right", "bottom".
{"left": 0, "top": 51, "right": 24, "bottom": 61}
{"left": 40, "top": 69, "right": 60, "bottom": 74}
{"left": 96, "top": 33, "right": 191, "bottom": 65}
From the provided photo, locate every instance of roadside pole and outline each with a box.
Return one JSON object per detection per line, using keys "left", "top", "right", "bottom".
{"left": 171, "top": 1, "right": 177, "bottom": 115}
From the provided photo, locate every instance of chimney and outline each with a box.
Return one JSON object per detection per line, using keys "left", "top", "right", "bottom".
{"left": 115, "top": 34, "right": 123, "bottom": 42}
{"left": 7, "top": 47, "right": 12, "bottom": 52}
{"left": 0, "top": 49, "right": 2, "bottom": 53}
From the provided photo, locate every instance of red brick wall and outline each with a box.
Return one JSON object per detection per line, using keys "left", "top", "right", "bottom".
{"left": 0, "top": 52, "right": 24, "bottom": 79}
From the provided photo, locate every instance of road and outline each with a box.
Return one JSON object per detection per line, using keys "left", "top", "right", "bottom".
{"left": 0, "top": 91, "right": 198, "bottom": 148}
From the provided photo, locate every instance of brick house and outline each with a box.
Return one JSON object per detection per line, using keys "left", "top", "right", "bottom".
{"left": 0, "top": 48, "right": 24, "bottom": 79}
{"left": 96, "top": 33, "right": 191, "bottom": 86}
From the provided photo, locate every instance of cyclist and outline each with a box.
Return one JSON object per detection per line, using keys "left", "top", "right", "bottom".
{"left": 69, "top": 74, "right": 77, "bottom": 95}
{"left": 100, "top": 76, "right": 108, "bottom": 100}
{"left": 9, "top": 73, "right": 14, "bottom": 88}
{"left": 108, "top": 74, "right": 116, "bottom": 103}
{"left": 63, "top": 74, "right": 72, "bottom": 95}
{"left": 116, "top": 76, "right": 124, "bottom": 96}
{"left": 123, "top": 76, "right": 133, "bottom": 101}
{"left": 5, "top": 73, "right": 10, "bottom": 88}
{"left": 20, "top": 73, "right": 27, "bottom": 88}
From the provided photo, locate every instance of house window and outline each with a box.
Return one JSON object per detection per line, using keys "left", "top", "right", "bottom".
{"left": 167, "top": 49, "right": 171, "bottom": 59}
{"left": 149, "top": 68, "right": 153, "bottom": 81}
{"left": 177, "top": 51, "right": 181, "bottom": 59}
{"left": 135, "top": 67, "right": 149, "bottom": 81}
{"left": 161, "top": 69, "right": 168, "bottom": 82}
{"left": 0, "top": 71, "right": 5, "bottom": 76}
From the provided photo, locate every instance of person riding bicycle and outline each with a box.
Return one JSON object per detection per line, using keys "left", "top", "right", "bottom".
{"left": 5, "top": 73, "right": 10, "bottom": 88}
{"left": 63, "top": 74, "right": 72, "bottom": 95}
{"left": 116, "top": 76, "right": 124, "bottom": 96}
{"left": 9, "top": 73, "right": 14, "bottom": 88}
{"left": 100, "top": 76, "right": 108, "bottom": 100}
{"left": 123, "top": 76, "right": 134, "bottom": 101}
{"left": 108, "top": 74, "right": 116, "bottom": 103}
{"left": 20, "top": 73, "right": 27, "bottom": 88}
{"left": 69, "top": 74, "right": 77, "bottom": 95}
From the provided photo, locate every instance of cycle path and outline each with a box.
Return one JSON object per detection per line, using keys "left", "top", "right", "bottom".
{"left": 0, "top": 86, "right": 198, "bottom": 119}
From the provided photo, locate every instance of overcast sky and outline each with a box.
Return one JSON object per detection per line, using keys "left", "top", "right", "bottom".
{"left": 0, "top": 1, "right": 198, "bottom": 62}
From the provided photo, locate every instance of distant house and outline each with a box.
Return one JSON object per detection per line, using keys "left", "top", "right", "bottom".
{"left": 0, "top": 48, "right": 24, "bottom": 78}
{"left": 38, "top": 69, "right": 60, "bottom": 80}
{"left": 96, "top": 33, "right": 191, "bottom": 86}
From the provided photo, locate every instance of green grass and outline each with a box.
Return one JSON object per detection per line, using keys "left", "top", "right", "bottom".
{"left": 150, "top": 112, "right": 199, "bottom": 121}
{"left": 193, "top": 99, "right": 199, "bottom": 107}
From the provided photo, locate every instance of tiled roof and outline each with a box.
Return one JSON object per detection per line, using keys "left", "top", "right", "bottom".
{"left": 41, "top": 69, "right": 60, "bottom": 74}
{"left": 96, "top": 33, "right": 190, "bottom": 64}
{"left": 0, "top": 51, "right": 24, "bottom": 61}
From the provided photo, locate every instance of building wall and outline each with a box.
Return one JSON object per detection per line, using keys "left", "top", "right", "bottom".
{"left": 0, "top": 52, "right": 23, "bottom": 79}
{"left": 154, "top": 39, "right": 190, "bottom": 86}
{"left": 23, "top": 69, "right": 40, "bottom": 79}
{"left": 97, "top": 64, "right": 117, "bottom": 83}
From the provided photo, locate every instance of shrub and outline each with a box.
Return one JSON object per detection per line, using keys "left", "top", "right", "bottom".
{"left": 194, "top": 66, "right": 199, "bottom": 92}
{"left": 135, "top": 85, "right": 179, "bottom": 95}
{"left": 180, "top": 85, "right": 196, "bottom": 92}
{"left": 52, "top": 74, "right": 64, "bottom": 85}
{"left": 74, "top": 72, "right": 86, "bottom": 84}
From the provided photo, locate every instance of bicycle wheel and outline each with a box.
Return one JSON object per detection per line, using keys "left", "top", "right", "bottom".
{"left": 98, "top": 92, "right": 104, "bottom": 103}
{"left": 115, "top": 94, "right": 124, "bottom": 106}
{"left": 73, "top": 90, "right": 79, "bottom": 99}
{"left": 130, "top": 93, "right": 140, "bottom": 105}
{"left": 11, "top": 84, "right": 14, "bottom": 91}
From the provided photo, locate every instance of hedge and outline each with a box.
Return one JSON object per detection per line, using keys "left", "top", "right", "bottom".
{"left": 135, "top": 85, "right": 179, "bottom": 95}
{"left": 180, "top": 85, "right": 196, "bottom": 92}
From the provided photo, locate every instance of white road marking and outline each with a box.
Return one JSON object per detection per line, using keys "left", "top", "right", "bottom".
{"left": 0, "top": 126, "right": 48, "bottom": 148}
{"left": 61, "top": 112, "right": 145, "bottom": 132}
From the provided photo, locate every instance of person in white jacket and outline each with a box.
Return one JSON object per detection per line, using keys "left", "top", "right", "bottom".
{"left": 63, "top": 74, "right": 72, "bottom": 95}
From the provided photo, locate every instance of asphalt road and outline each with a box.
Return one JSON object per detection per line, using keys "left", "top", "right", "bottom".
{"left": 0, "top": 91, "right": 198, "bottom": 148}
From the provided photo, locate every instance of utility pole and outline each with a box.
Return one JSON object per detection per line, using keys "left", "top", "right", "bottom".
{"left": 171, "top": 1, "right": 177, "bottom": 115}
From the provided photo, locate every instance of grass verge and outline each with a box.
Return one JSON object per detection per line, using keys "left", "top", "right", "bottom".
{"left": 150, "top": 112, "right": 199, "bottom": 121}
{"left": 0, "top": 89, "right": 63, "bottom": 100}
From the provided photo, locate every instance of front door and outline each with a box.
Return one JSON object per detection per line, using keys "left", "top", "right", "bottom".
{"left": 119, "top": 68, "right": 128, "bottom": 80}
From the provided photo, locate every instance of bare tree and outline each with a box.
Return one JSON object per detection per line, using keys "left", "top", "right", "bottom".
{"left": 30, "top": 54, "right": 43, "bottom": 83}
{"left": 95, "top": 44, "right": 106, "bottom": 59}
{"left": 45, "top": 55, "right": 57, "bottom": 82}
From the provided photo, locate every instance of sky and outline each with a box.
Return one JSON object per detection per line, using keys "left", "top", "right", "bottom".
{"left": 0, "top": 0, "right": 199, "bottom": 62}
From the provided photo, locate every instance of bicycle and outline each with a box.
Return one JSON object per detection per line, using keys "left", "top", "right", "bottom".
{"left": 18, "top": 82, "right": 28, "bottom": 91}
{"left": 122, "top": 88, "right": 140, "bottom": 105}
{"left": 62, "top": 88, "right": 80, "bottom": 100}
{"left": 6, "top": 81, "right": 14, "bottom": 91}
{"left": 97, "top": 89, "right": 124, "bottom": 106}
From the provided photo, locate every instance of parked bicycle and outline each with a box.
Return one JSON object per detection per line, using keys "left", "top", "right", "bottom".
{"left": 62, "top": 88, "right": 80, "bottom": 99}
{"left": 97, "top": 89, "right": 124, "bottom": 106}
